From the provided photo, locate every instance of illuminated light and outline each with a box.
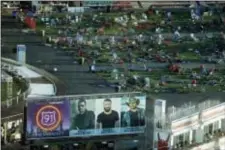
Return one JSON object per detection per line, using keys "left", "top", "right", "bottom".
{"left": 43, "top": 145, "right": 49, "bottom": 148}
{"left": 133, "top": 140, "right": 139, "bottom": 143}
{"left": 102, "top": 141, "right": 107, "bottom": 145}
{"left": 53, "top": 67, "right": 58, "bottom": 72}
{"left": 108, "top": 142, "right": 114, "bottom": 148}
{"left": 14, "top": 133, "right": 21, "bottom": 139}
{"left": 73, "top": 143, "right": 79, "bottom": 147}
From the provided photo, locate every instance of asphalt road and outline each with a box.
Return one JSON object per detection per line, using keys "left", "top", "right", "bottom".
{"left": 2, "top": 16, "right": 225, "bottom": 108}
{"left": 2, "top": 16, "right": 114, "bottom": 95}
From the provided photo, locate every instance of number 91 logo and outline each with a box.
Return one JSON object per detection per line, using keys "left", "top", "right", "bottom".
{"left": 35, "top": 105, "right": 62, "bottom": 132}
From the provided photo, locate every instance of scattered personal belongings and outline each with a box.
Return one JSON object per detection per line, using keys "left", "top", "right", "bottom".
{"left": 36, "top": 10, "right": 225, "bottom": 93}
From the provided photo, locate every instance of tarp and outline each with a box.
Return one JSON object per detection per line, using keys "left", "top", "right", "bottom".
{"left": 26, "top": 11, "right": 34, "bottom": 17}
{"left": 12, "top": 10, "right": 17, "bottom": 17}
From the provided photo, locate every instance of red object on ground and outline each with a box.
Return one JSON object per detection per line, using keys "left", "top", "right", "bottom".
{"left": 24, "top": 17, "right": 30, "bottom": 25}
{"left": 147, "top": 10, "right": 154, "bottom": 15}
{"left": 112, "top": 1, "right": 132, "bottom": 9}
{"left": 29, "top": 18, "right": 36, "bottom": 29}
{"left": 119, "top": 59, "right": 124, "bottom": 64}
{"left": 169, "top": 64, "right": 180, "bottom": 72}
{"left": 136, "top": 25, "right": 141, "bottom": 30}
{"left": 156, "top": 55, "right": 167, "bottom": 63}
{"left": 192, "top": 80, "right": 197, "bottom": 84}
{"left": 78, "top": 49, "right": 83, "bottom": 57}
{"left": 163, "top": 40, "right": 171, "bottom": 45}
{"left": 24, "top": 17, "right": 36, "bottom": 29}
{"left": 136, "top": 23, "right": 152, "bottom": 30}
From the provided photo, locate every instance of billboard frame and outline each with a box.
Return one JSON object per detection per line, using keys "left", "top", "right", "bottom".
{"left": 25, "top": 92, "right": 144, "bottom": 103}
{"left": 25, "top": 92, "right": 146, "bottom": 141}
{"left": 28, "top": 132, "right": 144, "bottom": 145}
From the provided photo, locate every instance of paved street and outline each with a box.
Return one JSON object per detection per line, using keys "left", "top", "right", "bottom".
{"left": 2, "top": 16, "right": 225, "bottom": 108}
{"left": 2, "top": 16, "right": 114, "bottom": 95}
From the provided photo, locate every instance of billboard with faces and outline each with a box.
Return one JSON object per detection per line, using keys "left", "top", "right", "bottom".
{"left": 26, "top": 93, "right": 146, "bottom": 140}
{"left": 69, "top": 95, "right": 146, "bottom": 137}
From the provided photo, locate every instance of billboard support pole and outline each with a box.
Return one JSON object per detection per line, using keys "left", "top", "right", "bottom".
{"left": 22, "top": 106, "right": 27, "bottom": 145}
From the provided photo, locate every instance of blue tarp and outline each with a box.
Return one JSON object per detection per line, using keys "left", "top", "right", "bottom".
{"left": 12, "top": 11, "right": 17, "bottom": 17}
{"left": 195, "top": 1, "right": 202, "bottom": 16}
{"left": 27, "top": 11, "right": 34, "bottom": 17}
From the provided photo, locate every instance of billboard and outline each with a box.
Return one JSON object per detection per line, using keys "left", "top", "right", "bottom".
{"left": 26, "top": 93, "right": 146, "bottom": 140}
{"left": 17, "top": 44, "right": 26, "bottom": 64}
{"left": 26, "top": 99, "right": 71, "bottom": 139}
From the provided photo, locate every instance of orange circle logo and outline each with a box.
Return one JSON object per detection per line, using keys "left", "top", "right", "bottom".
{"left": 35, "top": 105, "right": 62, "bottom": 131}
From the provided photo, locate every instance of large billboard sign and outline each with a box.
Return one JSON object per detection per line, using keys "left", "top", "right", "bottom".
{"left": 26, "top": 93, "right": 146, "bottom": 140}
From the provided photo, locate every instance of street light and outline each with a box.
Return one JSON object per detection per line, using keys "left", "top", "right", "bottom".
{"left": 43, "top": 144, "right": 49, "bottom": 149}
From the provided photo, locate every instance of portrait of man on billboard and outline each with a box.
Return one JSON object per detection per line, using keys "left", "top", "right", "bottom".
{"left": 97, "top": 99, "right": 119, "bottom": 129}
{"left": 71, "top": 98, "right": 95, "bottom": 130}
{"left": 121, "top": 97, "right": 145, "bottom": 127}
